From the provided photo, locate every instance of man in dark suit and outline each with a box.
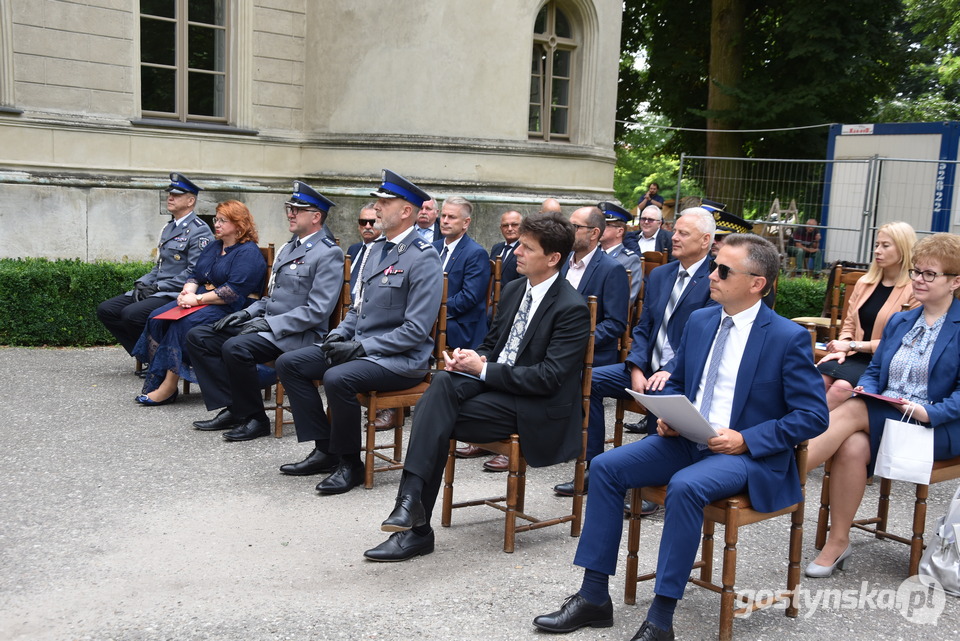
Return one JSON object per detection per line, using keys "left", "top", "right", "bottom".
{"left": 434, "top": 196, "right": 489, "bottom": 350}
{"left": 624, "top": 205, "right": 673, "bottom": 261}
{"left": 185, "top": 182, "right": 344, "bottom": 443}
{"left": 415, "top": 198, "right": 442, "bottom": 243}
{"left": 490, "top": 210, "right": 523, "bottom": 285}
{"left": 363, "top": 212, "right": 590, "bottom": 562}
{"left": 346, "top": 202, "right": 382, "bottom": 303}
{"left": 534, "top": 234, "right": 829, "bottom": 640}
{"left": 553, "top": 208, "right": 717, "bottom": 497}
{"left": 562, "top": 206, "right": 629, "bottom": 367}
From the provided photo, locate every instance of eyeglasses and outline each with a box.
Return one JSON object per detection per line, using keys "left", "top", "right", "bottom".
{"left": 639, "top": 217, "right": 661, "bottom": 223}
{"left": 571, "top": 224, "right": 596, "bottom": 231}
{"left": 908, "top": 268, "right": 959, "bottom": 282}
{"left": 710, "top": 260, "right": 761, "bottom": 280}
{"left": 285, "top": 205, "right": 319, "bottom": 215}
{"left": 213, "top": 217, "right": 229, "bottom": 225}
{"left": 358, "top": 219, "right": 377, "bottom": 226}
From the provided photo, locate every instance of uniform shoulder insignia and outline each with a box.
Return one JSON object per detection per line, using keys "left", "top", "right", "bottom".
{"left": 191, "top": 218, "right": 206, "bottom": 228}
{"left": 198, "top": 237, "right": 210, "bottom": 250}
{"left": 321, "top": 237, "right": 337, "bottom": 248}
{"left": 622, "top": 247, "right": 636, "bottom": 256}
{"left": 412, "top": 238, "right": 430, "bottom": 251}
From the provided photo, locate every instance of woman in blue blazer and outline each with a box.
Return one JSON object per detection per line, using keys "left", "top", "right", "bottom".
{"left": 805, "top": 233, "right": 960, "bottom": 578}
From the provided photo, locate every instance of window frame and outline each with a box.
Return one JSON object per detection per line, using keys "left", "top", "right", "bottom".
{"left": 139, "top": 0, "right": 230, "bottom": 124}
{"left": 529, "top": 1, "right": 578, "bottom": 142}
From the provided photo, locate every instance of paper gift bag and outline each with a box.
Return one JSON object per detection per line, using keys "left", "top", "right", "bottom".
{"left": 874, "top": 406, "right": 933, "bottom": 484}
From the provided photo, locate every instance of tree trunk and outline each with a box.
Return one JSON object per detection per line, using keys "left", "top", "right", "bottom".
{"left": 705, "top": 0, "right": 745, "bottom": 213}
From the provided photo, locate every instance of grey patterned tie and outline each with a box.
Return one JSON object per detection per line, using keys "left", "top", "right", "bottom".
{"left": 498, "top": 291, "right": 533, "bottom": 366}
{"left": 651, "top": 269, "right": 688, "bottom": 370}
{"left": 698, "top": 316, "right": 735, "bottom": 423}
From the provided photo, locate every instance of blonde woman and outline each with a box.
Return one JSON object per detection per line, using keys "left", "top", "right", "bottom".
{"left": 818, "top": 222, "right": 918, "bottom": 410}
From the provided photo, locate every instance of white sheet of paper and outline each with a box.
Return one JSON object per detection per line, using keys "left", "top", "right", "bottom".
{"left": 625, "top": 390, "right": 721, "bottom": 445}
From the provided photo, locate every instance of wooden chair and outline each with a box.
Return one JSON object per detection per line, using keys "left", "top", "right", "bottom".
{"left": 625, "top": 441, "right": 811, "bottom": 641}
{"left": 791, "top": 263, "right": 866, "bottom": 358}
{"left": 487, "top": 257, "right": 503, "bottom": 320}
{"left": 642, "top": 251, "right": 666, "bottom": 278}
{"left": 440, "top": 297, "right": 597, "bottom": 553}
{"left": 815, "top": 454, "right": 960, "bottom": 576}
{"left": 355, "top": 275, "right": 448, "bottom": 488}
{"left": 271, "top": 254, "right": 352, "bottom": 438}
{"left": 181, "top": 243, "right": 275, "bottom": 395}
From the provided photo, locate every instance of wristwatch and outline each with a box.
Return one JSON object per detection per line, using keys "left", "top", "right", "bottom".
{"left": 197, "top": 293, "right": 204, "bottom": 303}
{"left": 850, "top": 341, "right": 859, "bottom": 351}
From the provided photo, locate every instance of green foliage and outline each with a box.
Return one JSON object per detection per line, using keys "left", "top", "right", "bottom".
{"left": 614, "top": 115, "right": 682, "bottom": 207}
{"left": 0, "top": 258, "right": 152, "bottom": 346}
{"left": 619, "top": 0, "right": 909, "bottom": 158}
{"left": 775, "top": 274, "right": 828, "bottom": 320}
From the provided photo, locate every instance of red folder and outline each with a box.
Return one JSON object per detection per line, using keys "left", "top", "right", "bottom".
{"left": 153, "top": 304, "right": 209, "bottom": 320}
{"left": 852, "top": 389, "right": 906, "bottom": 406}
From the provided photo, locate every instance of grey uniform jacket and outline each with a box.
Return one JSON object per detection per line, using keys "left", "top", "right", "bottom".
{"left": 245, "top": 235, "right": 345, "bottom": 352}
{"left": 608, "top": 244, "right": 643, "bottom": 302}
{"left": 133, "top": 212, "right": 213, "bottom": 298}
{"left": 330, "top": 226, "right": 442, "bottom": 378}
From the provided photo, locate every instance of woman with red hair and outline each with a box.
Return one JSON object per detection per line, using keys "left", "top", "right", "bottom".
{"left": 133, "top": 200, "right": 266, "bottom": 405}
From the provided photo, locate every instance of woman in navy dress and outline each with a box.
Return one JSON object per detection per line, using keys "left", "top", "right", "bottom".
{"left": 805, "top": 233, "right": 960, "bottom": 577}
{"left": 133, "top": 200, "right": 266, "bottom": 405}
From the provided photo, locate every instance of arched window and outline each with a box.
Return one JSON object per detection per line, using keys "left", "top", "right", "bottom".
{"left": 529, "top": 2, "right": 577, "bottom": 142}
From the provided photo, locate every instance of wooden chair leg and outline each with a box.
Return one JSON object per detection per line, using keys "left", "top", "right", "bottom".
{"left": 392, "top": 407, "right": 403, "bottom": 462}
{"left": 441, "top": 440, "right": 457, "bottom": 527}
{"left": 910, "top": 483, "right": 930, "bottom": 576}
{"left": 363, "top": 395, "right": 378, "bottom": 489}
{"left": 504, "top": 436, "right": 521, "bottom": 553}
{"left": 182, "top": 379, "right": 191, "bottom": 395}
{"left": 815, "top": 458, "right": 832, "bottom": 550}
{"left": 614, "top": 401, "right": 625, "bottom": 448}
{"left": 624, "top": 487, "right": 643, "bottom": 605}
{"left": 718, "top": 508, "right": 740, "bottom": 641}
{"left": 274, "top": 381, "right": 285, "bottom": 438}
{"left": 786, "top": 500, "right": 804, "bottom": 618}
{"left": 700, "top": 520, "right": 715, "bottom": 584}
{"left": 877, "top": 477, "right": 892, "bottom": 535}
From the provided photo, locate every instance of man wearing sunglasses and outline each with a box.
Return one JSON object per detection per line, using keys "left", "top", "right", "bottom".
{"left": 535, "top": 234, "right": 828, "bottom": 640}
{"left": 347, "top": 203, "right": 382, "bottom": 302}
{"left": 624, "top": 205, "right": 673, "bottom": 261}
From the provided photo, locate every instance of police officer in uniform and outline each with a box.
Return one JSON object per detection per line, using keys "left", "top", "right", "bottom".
{"left": 276, "top": 170, "right": 443, "bottom": 494}
{"left": 185, "top": 182, "right": 345, "bottom": 442}
{"left": 599, "top": 201, "right": 643, "bottom": 303}
{"left": 96, "top": 173, "right": 212, "bottom": 356}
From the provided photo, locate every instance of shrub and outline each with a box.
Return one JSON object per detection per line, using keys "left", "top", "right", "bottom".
{"left": 0, "top": 258, "right": 152, "bottom": 346}
{"left": 775, "top": 274, "right": 828, "bottom": 319}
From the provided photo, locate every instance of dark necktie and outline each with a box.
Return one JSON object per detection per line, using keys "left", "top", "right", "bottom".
{"left": 498, "top": 291, "right": 533, "bottom": 366}
{"left": 501, "top": 242, "right": 516, "bottom": 259}
{"left": 440, "top": 245, "right": 449, "bottom": 270}
{"left": 351, "top": 244, "right": 367, "bottom": 285}
{"left": 293, "top": 238, "right": 301, "bottom": 249}
{"left": 380, "top": 241, "right": 395, "bottom": 262}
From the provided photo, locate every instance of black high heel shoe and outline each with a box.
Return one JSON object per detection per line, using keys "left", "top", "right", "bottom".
{"left": 135, "top": 389, "right": 179, "bottom": 406}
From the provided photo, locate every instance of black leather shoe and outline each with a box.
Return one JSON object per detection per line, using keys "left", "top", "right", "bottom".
{"left": 533, "top": 593, "right": 613, "bottom": 633}
{"left": 222, "top": 416, "right": 270, "bottom": 442}
{"left": 640, "top": 500, "right": 660, "bottom": 516}
{"left": 630, "top": 620, "right": 675, "bottom": 641}
{"left": 624, "top": 419, "right": 647, "bottom": 434}
{"left": 363, "top": 529, "right": 435, "bottom": 562}
{"left": 554, "top": 469, "right": 589, "bottom": 497}
{"left": 381, "top": 495, "right": 427, "bottom": 532}
{"left": 279, "top": 448, "right": 338, "bottom": 476}
{"left": 193, "top": 408, "right": 241, "bottom": 431}
{"left": 316, "top": 460, "right": 364, "bottom": 495}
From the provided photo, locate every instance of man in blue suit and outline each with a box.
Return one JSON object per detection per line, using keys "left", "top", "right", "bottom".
{"left": 553, "top": 208, "right": 717, "bottom": 497}
{"left": 624, "top": 205, "right": 673, "bottom": 261}
{"left": 434, "top": 196, "right": 489, "bottom": 350}
{"left": 534, "top": 234, "right": 829, "bottom": 640}
{"left": 346, "top": 202, "right": 382, "bottom": 303}
{"left": 490, "top": 210, "right": 523, "bottom": 285}
{"left": 562, "top": 206, "right": 629, "bottom": 368}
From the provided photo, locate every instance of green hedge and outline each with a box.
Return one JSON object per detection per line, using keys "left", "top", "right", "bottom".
{"left": 0, "top": 258, "right": 152, "bottom": 346}
{"left": 775, "top": 274, "right": 828, "bottom": 319}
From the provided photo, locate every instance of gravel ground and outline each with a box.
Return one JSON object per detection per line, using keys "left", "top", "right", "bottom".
{"left": 1, "top": 346, "right": 958, "bottom": 640}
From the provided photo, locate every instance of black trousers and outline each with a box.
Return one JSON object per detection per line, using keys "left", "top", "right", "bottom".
{"left": 96, "top": 293, "right": 172, "bottom": 355}
{"left": 274, "top": 346, "right": 422, "bottom": 455}
{"left": 403, "top": 371, "right": 518, "bottom": 524}
{"left": 186, "top": 325, "right": 282, "bottom": 418}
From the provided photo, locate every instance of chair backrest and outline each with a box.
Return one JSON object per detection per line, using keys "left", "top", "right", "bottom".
{"left": 487, "top": 257, "right": 503, "bottom": 319}
{"left": 435, "top": 274, "right": 449, "bottom": 364}
{"left": 329, "top": 254, "right": 352, "bottom": 328}
{"left": 642, "top": 251, "right": 666, "bottom": 278}
{"left": 257, "top": 243, "right": 275, "bottom": 298}
{"left": 582, "top": 296, "right": 598, "bottom": 401}
{"left": 827, "top": 267, "right": 866, "bottom": 341}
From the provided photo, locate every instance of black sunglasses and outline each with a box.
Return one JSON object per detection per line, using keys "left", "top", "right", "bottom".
{"left": 358, "top": 219, "right": 377, "bottom": 226}
{"left": 710, "top": 260, "right": 761, "bottom": 280}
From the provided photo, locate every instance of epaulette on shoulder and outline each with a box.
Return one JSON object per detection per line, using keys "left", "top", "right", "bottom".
{"left": 321, "top": 237, "right": 337, "bottom": 248}
{"left": 622, "top": 247, "right": 636, "bottom": 256}
{"left": 190, "top": 218, "right": 206, "bottom": 228}
{"left": 412, "top": 238, "right": 431, "bottom": 251}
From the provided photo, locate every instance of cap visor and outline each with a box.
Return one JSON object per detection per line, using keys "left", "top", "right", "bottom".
{"left": 370, "top": 189, "right": 400, "bottom": 199}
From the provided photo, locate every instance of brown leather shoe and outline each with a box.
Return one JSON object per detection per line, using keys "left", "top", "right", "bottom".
{"left": 482, "top": 454, "right": 510, "bottom": 472}
{"left": 455, "top": 444, "right": 491, "bottom": 459}
{"left": 372, "top": 408, "right": 397, "bottom": 431}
